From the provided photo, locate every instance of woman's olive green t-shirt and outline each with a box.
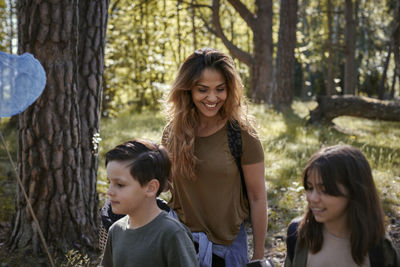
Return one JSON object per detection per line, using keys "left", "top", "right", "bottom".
{"left": 166, "top": 124, "right": 264, "bottom": 245}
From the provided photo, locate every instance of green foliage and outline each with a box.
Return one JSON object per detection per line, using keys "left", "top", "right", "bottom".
{"left": 0, "top": 0, "right": 16, "bottom": 53}
{"left": 296, "top": 0, "right": 398, "bottom": 97}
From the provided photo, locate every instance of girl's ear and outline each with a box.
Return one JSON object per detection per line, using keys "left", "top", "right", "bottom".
{"left": 145, "top": 179, "right": 160, "bottom": 197}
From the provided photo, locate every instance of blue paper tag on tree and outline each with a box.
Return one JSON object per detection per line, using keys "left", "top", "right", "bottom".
{"left": 0, "top": 51, "right": 46, "bottom": 117}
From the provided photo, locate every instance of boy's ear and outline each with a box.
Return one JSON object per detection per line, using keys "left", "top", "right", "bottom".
{"left": 145, "top": 179, "right": 160, "bottom": 197}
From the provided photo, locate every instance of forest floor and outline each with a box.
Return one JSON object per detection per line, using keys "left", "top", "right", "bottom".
{"left": 0, "top": 101, "right": 399, "bottom": 266}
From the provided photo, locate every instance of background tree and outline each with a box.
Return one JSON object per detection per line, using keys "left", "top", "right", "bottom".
{"left": 271, "top": 0, "right": 298, "bottom": 108}
{"left": 209, "top": 0, "right": 273, "bottom": 103}
{"left": 344, "top": 0, "right": 357, "bottom": 95}
{"left": 9, "top": 0, "right": 109, "bottom": 256}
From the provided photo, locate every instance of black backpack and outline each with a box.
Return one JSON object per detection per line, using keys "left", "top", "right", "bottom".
{"left": 286, "top": 221, "right": 385, "bottom": 266}
{"left": 227, "top": 120, "right": 247, "bottom": 200}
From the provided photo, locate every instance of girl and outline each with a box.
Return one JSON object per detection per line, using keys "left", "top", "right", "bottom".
{"left": 162, "top": 48, "right": 268, "bottom": 267}
{"left": 284, "top": 145, "right": 399, "bottom": 267}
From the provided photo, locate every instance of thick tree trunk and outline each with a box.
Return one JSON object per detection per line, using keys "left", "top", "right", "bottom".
{"left": 250, "top": 0, "right": 273, "bottom": 103}
{"left": 344, "top": 0, "right": 357, "bottom": 95}
{"left": 308, "top": 95, "right": 400, "bottom": 124}
{"left": 10, "top": 0, "right": 109, "bottom": 255}
{"left": 271, "top": 0, "right": 298, "bottom": 108}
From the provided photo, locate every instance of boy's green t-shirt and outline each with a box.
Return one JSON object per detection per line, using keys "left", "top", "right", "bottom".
{"left": 101, "top": 211, "right": 199, "bottom": 267}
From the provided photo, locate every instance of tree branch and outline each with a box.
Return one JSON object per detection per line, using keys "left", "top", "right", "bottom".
{"left": 227, "top": 0, "right": 257, "bottom": 30}
{"left": 212, "top": 0, "right": 253, "bottom": 66}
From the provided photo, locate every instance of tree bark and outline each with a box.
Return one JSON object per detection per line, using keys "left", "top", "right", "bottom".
{"left": 10, "top": 0, "right": 109, "bottom": 255}
{"left": 326, "top": 0, "right": 336, "bottom": 96}
{"left": 392, "top": 0, "right": 400, "bottom": 97}
{"left": 191, "top": 0, "right": 197, "bottom": 50}
{"left": 211, "top": 0, "right": 273, "bottom": 103}
{"left": 344, "top": 0, "right": 357, "bottom": 95}
{"left": 378, "top": 44, "right": 392, "bottom": 100}
{"left": 308, "top": 95, "right": 400, "bottom": 124}
{"left": 77, "top": 0, "right": 110, "bottom": 244}
{"left": 271, "top": 0, "right": 298, "bottom": 108}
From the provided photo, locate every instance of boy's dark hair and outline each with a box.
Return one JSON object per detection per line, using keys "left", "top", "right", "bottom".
{"left": 298, "top": 144, "right": 385, "bottom": 265}
{"left": 105, "top": 139, "right": 171, "bottom": 196}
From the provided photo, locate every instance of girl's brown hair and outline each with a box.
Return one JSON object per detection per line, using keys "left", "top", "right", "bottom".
{"left": 163, "top": 48, "right": 255, "bottom": 180}
{"left": 298, "top": 145, "right": 385, "bottom": 264}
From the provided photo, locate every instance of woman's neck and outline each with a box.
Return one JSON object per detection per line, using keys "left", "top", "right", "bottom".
{"left": 196, "top": 115, "right": 226, "bottom": 137}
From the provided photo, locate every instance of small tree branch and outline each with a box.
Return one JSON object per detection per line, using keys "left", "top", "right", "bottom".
{"left": 212, "top": 0, "right": 253, "bottom": 66}
{"left": 227, "top": 0, "right": 257, "bottom": 30}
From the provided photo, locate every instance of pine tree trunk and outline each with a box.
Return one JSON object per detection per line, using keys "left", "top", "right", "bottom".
{"left": 77, "top": 0, "right": 110, "bottom": 242}
{"left": 9, "top": 0, "right": 109, "bottom": 255}
{"left": 326, "top": 0, "right": 336, "bottom": 96}
{"left": 250, "top": 0, "right": 273, "bottom": 103}
{"left": 271, "top": 0, "right": 298, "bottom": 108}
{"left": 344, "top": 0, "right": 357, "bottom": 95}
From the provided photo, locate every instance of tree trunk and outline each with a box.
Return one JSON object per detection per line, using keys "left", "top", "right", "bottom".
{"left": 271, "top": 0, "right": 298, "bottom": 108}
{"left": 326, "top": 0, "right": 336, "bottom": 96}
{"left": 392, "top": 0, "right": 400, "bottom": 97}
{"left": 378, "top": 44, "right": 392, "bottom": 99}
{"left": 77, "top": 0, "right": 110, "bottom": 243}
{"left": 250, "top": 0, "right": 273, "bottom": 103}
{"left": 10, "top": 0, "right": 109, "bottom": 255}
{"left": 191, "top": 0, "right": 197, "bottom": 50}
{"left": 344, "top": 0, "right": 357, "bottom": 95}
{"left": 308, "top": 95, "right": 400, "bottom": 124}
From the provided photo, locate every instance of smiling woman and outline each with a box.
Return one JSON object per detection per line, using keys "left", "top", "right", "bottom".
{"left": 162, "top": 48, "right": 268, "bottom": 267}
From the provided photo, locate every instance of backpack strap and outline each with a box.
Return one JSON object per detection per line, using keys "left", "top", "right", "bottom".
{"left": 369, "top": 239, "right": 384, "bottom": 267}
{"left": 227, "top": 120, "right": 247, "bottom": 199}
{"left": 286, "top": 221, "right": 299, "bottom": 262}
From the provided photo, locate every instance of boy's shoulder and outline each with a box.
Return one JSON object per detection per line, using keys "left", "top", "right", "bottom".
{"left": 156, "top": 211, "right": 191, "bottom": 234}
{"left": 109, "top": 215, "right": 129, "bottom": 232}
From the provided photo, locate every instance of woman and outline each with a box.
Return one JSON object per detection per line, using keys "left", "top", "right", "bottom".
{"left": 162, "top": 48, "right": 268, "bottom": 267}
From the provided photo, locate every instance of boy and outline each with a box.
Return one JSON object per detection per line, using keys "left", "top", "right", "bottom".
{"left": 101, "top": 139, "right": 199, "bottom": 267}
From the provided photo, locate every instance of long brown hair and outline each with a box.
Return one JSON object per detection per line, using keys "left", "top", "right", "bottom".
{"left": 297, "top": 145, "right": 385, "bottom": 264}
{"left": 163, "top": 48, "right": 254, "bottom": 180}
